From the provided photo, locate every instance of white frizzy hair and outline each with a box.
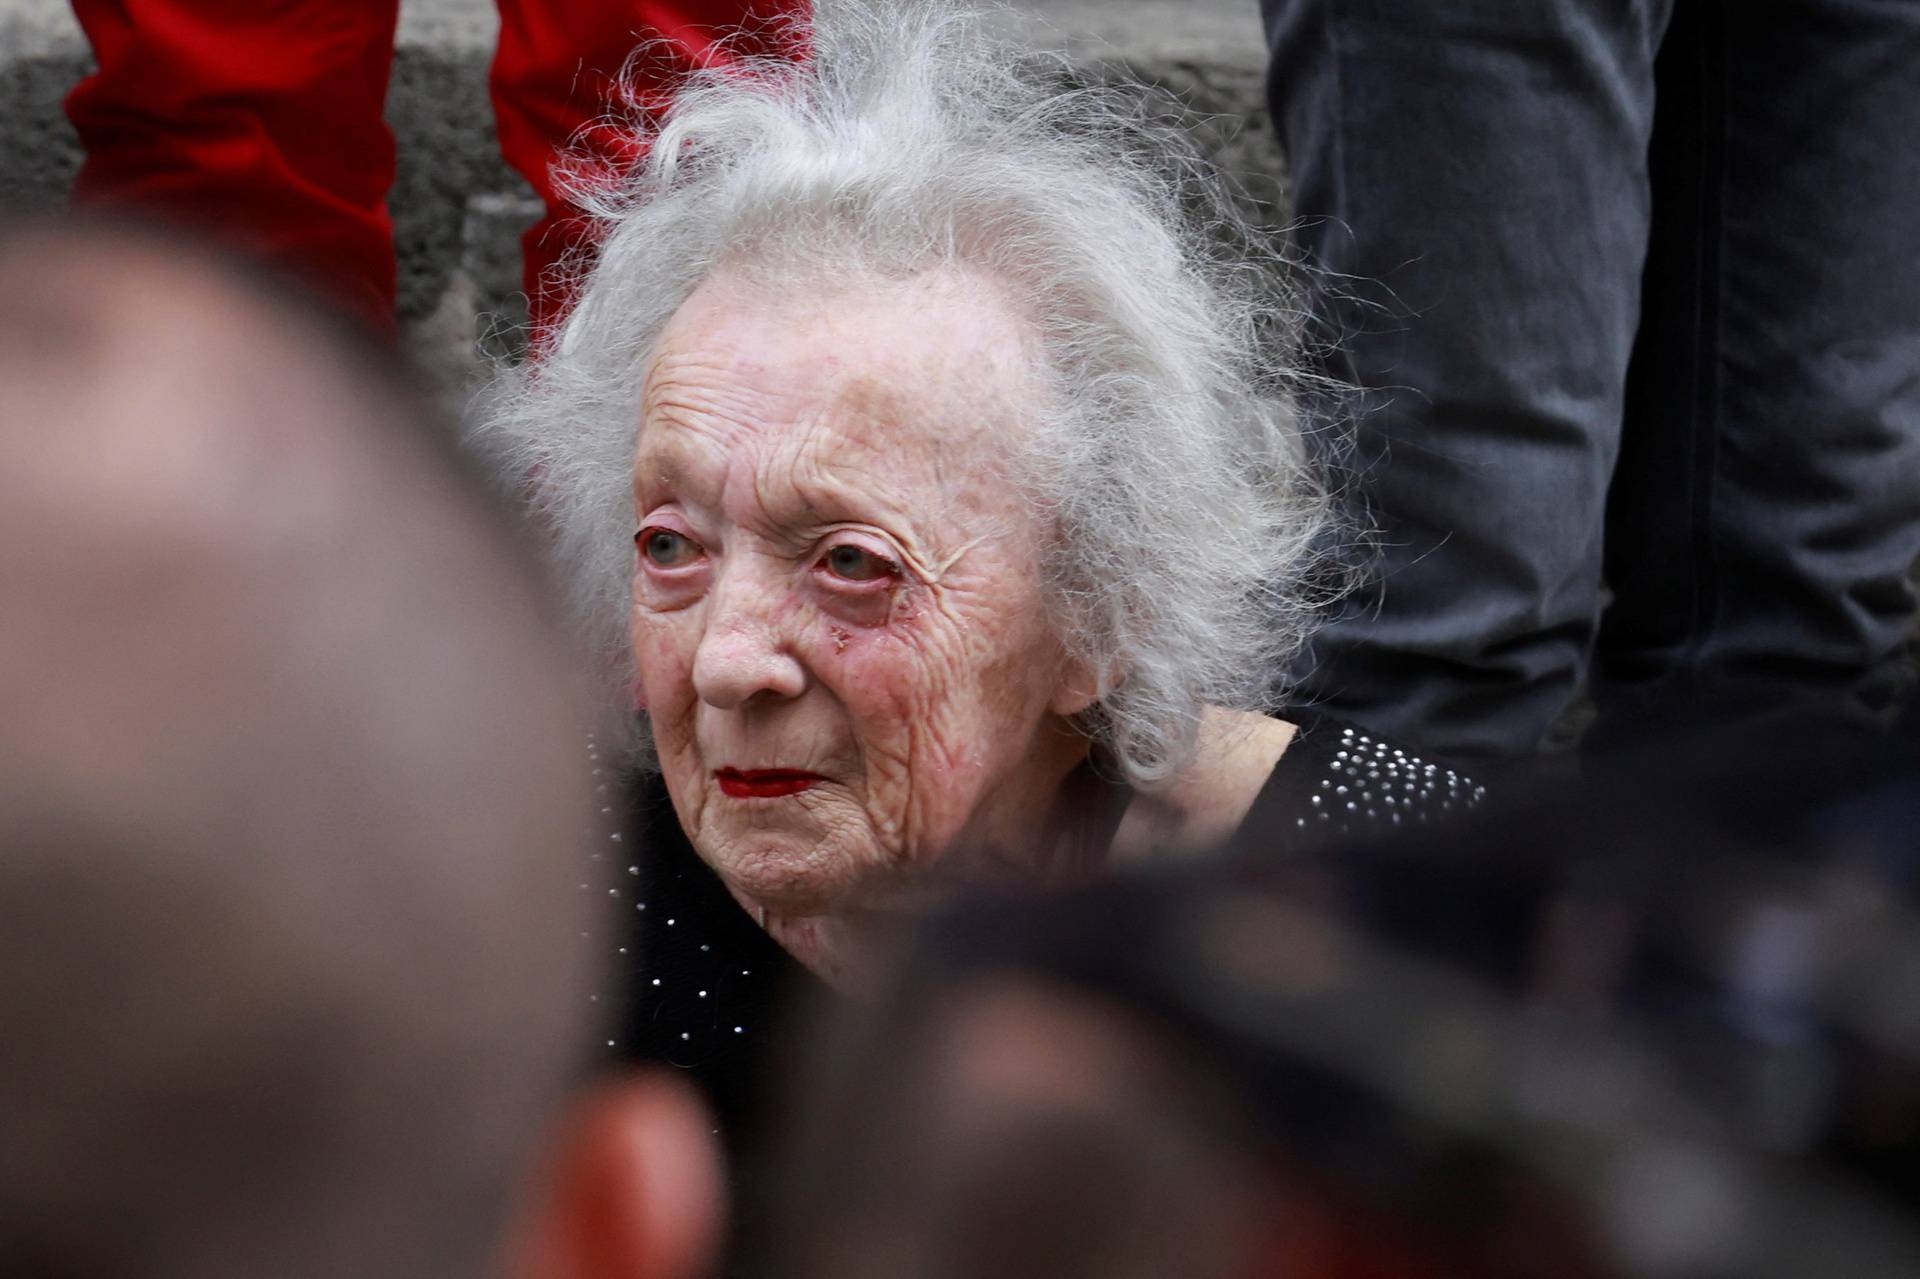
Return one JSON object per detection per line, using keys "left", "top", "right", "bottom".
{"left": 474, "top": 0, "right": 1336, "bottom": 787}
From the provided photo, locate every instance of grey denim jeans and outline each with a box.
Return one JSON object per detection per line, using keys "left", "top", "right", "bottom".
{"left": 1263, "top": 0, "right": 1920, "bottom": 761}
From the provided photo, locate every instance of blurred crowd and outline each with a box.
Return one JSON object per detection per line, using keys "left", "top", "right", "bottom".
{"left": 4, "top": 2, "right": 1917, "bottom": 1277}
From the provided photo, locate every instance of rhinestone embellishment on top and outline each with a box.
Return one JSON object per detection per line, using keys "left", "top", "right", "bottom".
{"left": 1312, "top": 725, "right": 1485, "bottom": 837}
{"left": 585, "top": 732, "right": 751, "bottom": 1057}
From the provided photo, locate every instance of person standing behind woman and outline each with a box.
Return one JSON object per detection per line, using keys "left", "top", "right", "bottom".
{"left": 64, "top": 0, "right": 806, "bottom": 336}
{"left": 1263, "top": 0, "right": 1920, "bottom": 762}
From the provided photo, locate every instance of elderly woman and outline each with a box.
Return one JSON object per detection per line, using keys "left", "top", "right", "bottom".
{"left": 482, "top": 0, "right": 1480, "bottom": 1111}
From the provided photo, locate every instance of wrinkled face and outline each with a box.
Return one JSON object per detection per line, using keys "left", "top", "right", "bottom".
{"left": 632, "top": 269, "right": 1094, "bottom": 921}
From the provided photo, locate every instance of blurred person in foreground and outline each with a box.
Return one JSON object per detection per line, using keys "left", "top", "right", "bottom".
{"left": 479, "top": 0, "right": 1485, "bottom": 1133}
{"left": 759, "top": 714, "right": 1920, "bottom": 1279}
{"left": 0, "top": 221, "right": 724, "bottom": 1279}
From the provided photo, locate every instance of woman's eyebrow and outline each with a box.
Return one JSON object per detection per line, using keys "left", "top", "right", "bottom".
{"left": 746, "top": 487, "right": 864, "bottom": 544}
{"left": 773, "top": 465, "right": 918, "bottom": 535}
{"left": 632, "top": 441, "right": 702, "bottom": 499}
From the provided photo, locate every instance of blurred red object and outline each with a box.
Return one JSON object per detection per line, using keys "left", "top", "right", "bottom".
{"left": 65, "top": 0, "right": 807, "bottom": 335}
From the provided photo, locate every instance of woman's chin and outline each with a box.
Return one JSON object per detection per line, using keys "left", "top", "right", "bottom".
{"left": 699, "top": 828, "right": 866, "bottom": 919}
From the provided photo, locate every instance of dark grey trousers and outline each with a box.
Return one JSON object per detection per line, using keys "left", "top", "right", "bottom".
{"left": 1263, "top": 0, "right": 1920, "bottom": 760}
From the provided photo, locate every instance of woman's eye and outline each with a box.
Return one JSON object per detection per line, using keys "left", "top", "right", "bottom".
{"left": 636, "top": 527, "right": 700, "bottom": 568}
{"left": 820, "top": 543, "right": 898, "bottom": 583}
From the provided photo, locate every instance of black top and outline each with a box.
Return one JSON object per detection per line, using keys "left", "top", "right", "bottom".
{"left": 584, "top": 739, "right": 812, "bottom": 1161}
{"left": 1254, "top": 713, "right": 1488, "bottom": 844}
{"left": 593, "top": 715, "right": 1485, "bottom": 1146}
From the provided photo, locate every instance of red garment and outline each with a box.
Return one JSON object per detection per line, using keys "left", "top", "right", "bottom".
{"left": 66, "top": 1, "right": 404, "bottom": 329}
{"left": 65, "top": 1, "right": 806, "bottom": 334}
{"left": 493, "top": 1, "right": 804, "bottom": 334}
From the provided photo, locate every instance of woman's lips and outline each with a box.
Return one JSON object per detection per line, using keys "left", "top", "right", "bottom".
{"left": 714, "top": 768, "right": 825, "bottom": 799}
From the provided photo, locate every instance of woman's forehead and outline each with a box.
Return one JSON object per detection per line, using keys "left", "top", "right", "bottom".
{"left": 648, "top": 268, "right": 1038, "bottom": 409}
{"left": 637, "top": 269, "right": 1042, "bottom": 491}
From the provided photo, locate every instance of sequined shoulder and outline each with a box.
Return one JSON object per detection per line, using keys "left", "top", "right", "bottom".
{"left": 1256, "top": 719, "right": 1488, "bottom": 841}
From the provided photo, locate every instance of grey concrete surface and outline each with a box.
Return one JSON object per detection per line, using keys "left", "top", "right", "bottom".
{"left": 0, "top": 0, "right": 1282, "bottom": 369}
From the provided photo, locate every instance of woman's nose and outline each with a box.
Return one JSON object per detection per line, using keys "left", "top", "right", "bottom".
{"left": 690, "top": 569, "right": 808, "bottom": 710}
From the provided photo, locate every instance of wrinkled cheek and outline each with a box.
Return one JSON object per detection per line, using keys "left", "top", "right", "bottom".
{"left": 905, "top": 712, "right": 989, "bottom": 841}
{"left": 632, "top": 613, "right": 697, "bottom": 747}
{"left": 829, "top": 626, "right": 983, "bottom": 858}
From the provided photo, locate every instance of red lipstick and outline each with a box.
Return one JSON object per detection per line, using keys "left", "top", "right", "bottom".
{"left": 715, "top": 768, "right": 824, "bottom": 799}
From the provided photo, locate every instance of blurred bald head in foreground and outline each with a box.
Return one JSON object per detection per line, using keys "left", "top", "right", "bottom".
{"left": 0, "top": 223, "right": 719, "bottom": 1279}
